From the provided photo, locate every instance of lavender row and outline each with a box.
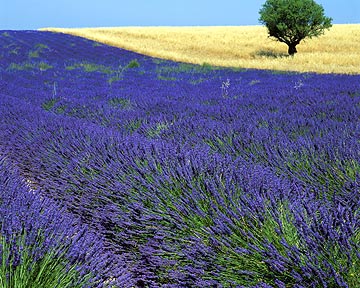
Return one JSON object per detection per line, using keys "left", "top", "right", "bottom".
{"left": 0, "top": 157, "right": 132, "bottom": 287}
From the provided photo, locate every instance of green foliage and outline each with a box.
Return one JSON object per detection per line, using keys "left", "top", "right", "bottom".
{"left": 201, "top": 62, "right": 216, "bottom": 71}
{"left": 146, "top": 122, "right": 170, "bottom": 138}
{"left": 259, "top": 0, "right": 332, "bottom": 55}
{"left": 7, "top": 62, "right": 36, "bottom": 71}
{"left": 127, "top": 59, "right": 140, "bottom": 68}
{"left": 157, "top": 62, "right": 216, "bottom": 75}
{"left": 8, "top": 61, "right": 52, "bottom": 71}
{"left": 35, "top": 43, "right": 49, "bottom": 50}
{"left": 92, "top": 42, "right": 103, "bottom": 47}
{"left": 28, "top": 50, "right": 40, "bottom": 58}
{"left": 206, "top": 202, "right": 298, "bottom": 286}
{"left": 82, "top": 62, "right": 112, "bottom": 73}
{"left": 107, "top": 76, "right": 120, "bottom": 85}
{"left": 108, "top": 97, "right": 132, "bottom": 109}
{"left": 155, "top": 62, "right": 217, "bottom": 82}
{"left": 0, "top": 232, "right": 92, "bottom": 288}
{"left": 29, "top": 43, "right": 50, "bottom": 58}
{"left": 107, "top": 59, "right": 140, "bottom": 84}
{"left": 66, "top": 62, "right": 112, "bottom": 74}
{"left": 38, "top": 62, "right": 53, "bottom": 71}
{"left": 152, "top": 58, "right": 167, "bottom": 65}
{"left": 124, "top": 119, "right": 142, "bottom": 134}
{"left": 157, "top": 75, "right": 177, "bottom": 81}
{"left": 42, "top": 98, "right": 58, "bottom": 111}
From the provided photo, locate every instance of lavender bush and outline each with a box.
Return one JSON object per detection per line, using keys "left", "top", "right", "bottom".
{"left": 0, "top": 158, "right": 132, "bottom": 287}
{"left": 0, "top": 30, "right": 359, "bottom": 287}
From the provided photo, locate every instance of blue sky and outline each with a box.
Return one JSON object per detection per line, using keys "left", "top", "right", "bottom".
{"left": 1, "top": 0, "right": 359, "bottom": 30}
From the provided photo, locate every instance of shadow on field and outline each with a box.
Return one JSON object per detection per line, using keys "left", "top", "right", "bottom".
{"left": 253, "top": 50, "right": 289, "bottom": 58}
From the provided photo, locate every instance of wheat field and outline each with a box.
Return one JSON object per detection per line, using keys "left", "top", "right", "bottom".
{"left": 42, "top": 25, "right": 360, "bottom": 74}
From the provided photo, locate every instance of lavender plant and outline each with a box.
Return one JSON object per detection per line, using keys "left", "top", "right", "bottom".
{"left": 0, "top": 158, "right": 132, "bottom": 287}
{"left": 0, "top": 232, "right": 92, "bottom": 288}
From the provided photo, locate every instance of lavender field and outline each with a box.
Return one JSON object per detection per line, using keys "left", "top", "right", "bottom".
{"left": 0, "top": 30, "right": 359, "bottom": 287}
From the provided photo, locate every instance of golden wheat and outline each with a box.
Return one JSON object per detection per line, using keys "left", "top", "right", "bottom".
{"left": 41, "top": 25, "right": 360, "bottom": 74}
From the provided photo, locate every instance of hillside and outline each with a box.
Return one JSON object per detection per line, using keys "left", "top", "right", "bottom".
{"left": 42, "top": 24, "right": 360, "bottom": 74}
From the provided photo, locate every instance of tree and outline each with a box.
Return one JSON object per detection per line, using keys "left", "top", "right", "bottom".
{"left": 259, "top": 0, "right": 332, "bottom": 55}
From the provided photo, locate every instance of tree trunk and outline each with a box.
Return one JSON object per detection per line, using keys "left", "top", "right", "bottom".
{"left": 288, "top": 43, "right": 298, "bottom": 56}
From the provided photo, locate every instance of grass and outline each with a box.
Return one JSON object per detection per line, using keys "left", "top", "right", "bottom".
{"left": 41, "top": 24, "right": 360, "bottom": 74}
{"left": 64, "top": 60, "right": 140, "bottom": 84}
{"left": 65, "top": 62, "right": 113, "bottom": 74}
{"left": 8, "top": 62, "right": 53, "bottom": 71}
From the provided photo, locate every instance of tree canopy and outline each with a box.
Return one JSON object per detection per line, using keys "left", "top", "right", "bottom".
{"left": 259, "top": 0, "right": 332, "bottom": 55}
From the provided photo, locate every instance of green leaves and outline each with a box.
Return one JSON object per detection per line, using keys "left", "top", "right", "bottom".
{"left": 259, "top": 0, "right": 332, "bottom": 54}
